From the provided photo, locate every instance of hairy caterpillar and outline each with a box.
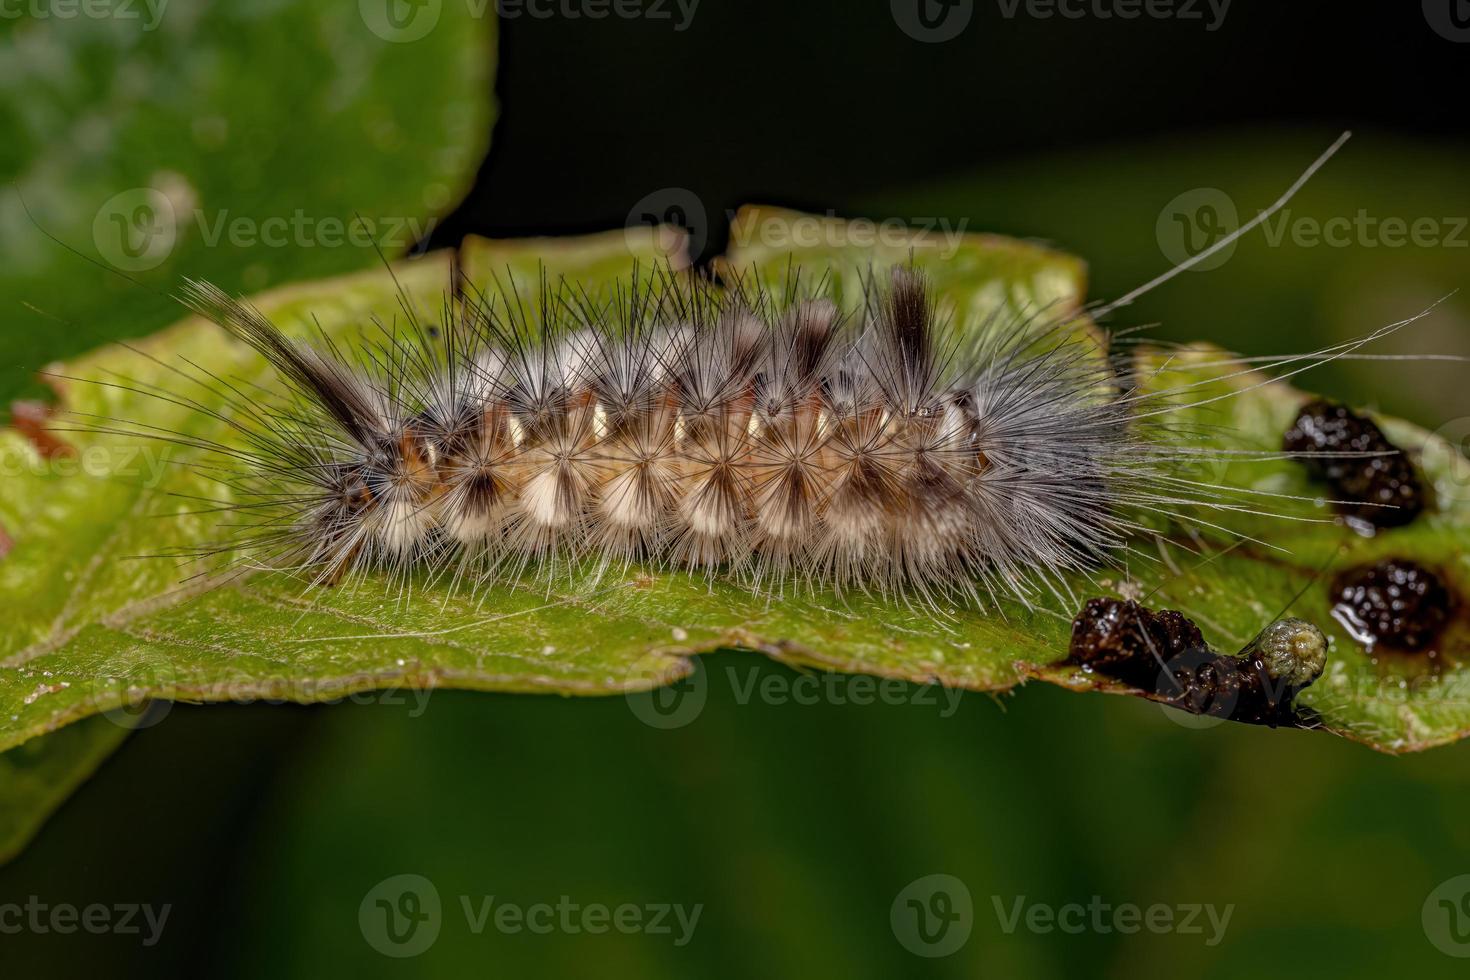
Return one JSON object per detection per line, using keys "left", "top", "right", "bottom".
{"left": 174, "top": 267, "right": 1158, "bottom": 607}
{"left": 76, "top": 133, "right": 1409, "bottom": 614}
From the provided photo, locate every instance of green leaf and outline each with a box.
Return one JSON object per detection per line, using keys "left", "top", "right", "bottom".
{"left": 1027, "top": 347, "right": 1470, "bottom": 753}
{"left": 0, "top": 218, "right": 1080, "bottom": 757}
{"left": 728, "top": 211, "right": 1470, "bottom": 752}
{"left": 0, "top": 1, "right": 495, "bottom": 406}
{"left": 719, "top": 205, "right": 1088, "bottom": 325}
{"left": 3, "top": 206, "right": 1469, "bottom": 824}
{"left": 0, "top": 0, "right": 495, "bottom": 855}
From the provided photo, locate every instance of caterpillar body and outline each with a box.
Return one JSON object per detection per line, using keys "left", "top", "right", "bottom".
{"left": 161, "top": 265, "right": 1272, "bottom": 611}
{"left": 83, "top": 135, "right": 1384, "bottom": 615}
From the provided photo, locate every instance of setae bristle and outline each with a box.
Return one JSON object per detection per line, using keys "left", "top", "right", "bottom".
{"left": 141, "top": 267, "right": 1340, "bottom": 609}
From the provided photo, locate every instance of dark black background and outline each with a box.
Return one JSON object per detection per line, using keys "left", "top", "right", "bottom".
{"left": 430, "top": 0, "right": 1468, "bottom": 263}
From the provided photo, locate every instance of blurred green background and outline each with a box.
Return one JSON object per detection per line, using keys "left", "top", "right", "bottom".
{"left": 4, "top": 1, "right": 1470, "bottom": 977}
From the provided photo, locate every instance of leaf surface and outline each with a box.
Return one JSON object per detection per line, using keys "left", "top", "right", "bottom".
{"left": 0, "top": 0, "right": 495, "bottom": 854}
{"left": 3, "top": 209, "right": 1468, "bottom": 781}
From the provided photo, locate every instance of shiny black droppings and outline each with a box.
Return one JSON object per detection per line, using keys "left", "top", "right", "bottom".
{"left": 1283, "top": 398, "right": 1423, "bottom": 530}
{"left": 1067, "top": 598, "right": 1327, "bottom": 728}
{"left": 1331, "top": 558, "right": 1453, "bottom": 653}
